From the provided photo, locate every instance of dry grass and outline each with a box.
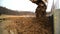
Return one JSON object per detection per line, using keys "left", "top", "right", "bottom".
{"left": 0, "top": 15, "right": 52, "bottom": 34}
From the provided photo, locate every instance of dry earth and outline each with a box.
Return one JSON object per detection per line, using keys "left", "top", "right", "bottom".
{"left": 0, "top": 15, "right": 52, "bottom": 34}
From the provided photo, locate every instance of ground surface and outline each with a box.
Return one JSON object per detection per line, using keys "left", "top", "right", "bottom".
{"left": 0, "top": 14, "right": 52, "bottom": 34}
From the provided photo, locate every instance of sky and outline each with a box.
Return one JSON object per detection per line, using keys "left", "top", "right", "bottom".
{"left": 0, "top": 0, "right": 60, "bottom": 12}
{"left": 0, "top": 0, "right": 37, "bottom": 12}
